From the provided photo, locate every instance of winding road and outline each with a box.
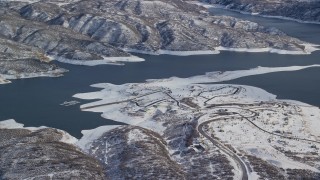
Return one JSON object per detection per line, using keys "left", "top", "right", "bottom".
{"left": 198, "top": 119, "right": 249, "bottom": 180}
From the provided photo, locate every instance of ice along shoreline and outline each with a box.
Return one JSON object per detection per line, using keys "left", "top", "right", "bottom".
{"left": 190, "top": 1, "right": 320, "bottom": 25}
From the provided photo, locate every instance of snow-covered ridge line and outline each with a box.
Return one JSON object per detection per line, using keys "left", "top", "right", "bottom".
{"left": 191, "top": 1, "right": 320, "bottom": 25}
{"left": 0, "top": 119, "right": 78, "bottom": 144}
{"left": 2, "top": 0, "right": 81, "bottom": 6}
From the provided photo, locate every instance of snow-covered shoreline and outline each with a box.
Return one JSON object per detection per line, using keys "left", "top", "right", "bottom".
{"left": 0, "top": 119, "right": 78, "bottom": 144}
{"left": 124, "top": 48, "right": 220, "bottom": 56}
{"left": 74, "top": 64, "right": 320, "bottom": 123}
{"left": 2, "top": 47, "right": 318, "bottom": 85}
{"left": 215, "top": 44, "right": 319, "bottom": 55}
{"left": 142, "top": 64, "right": 320, "bottom": 86}
{"left": 0, "top": 76, "right": 11, "bottom": 84}
{"left": 0, "top": 119, "right": 43, "bottom": 131}
{"left": 1, "top": 47, "right": 318, "bottom": 86}
{"left": 162, "top": 46, "right": 320, "bottom": 55}
{"left": 53, "top": 55, "right": 145, "bottom": 66}
{"left": 76, "top": 125, "right": 121, "bottom": 152}
{"left": 125, "top": 44, "right": 319, "bottom": 56}
{"left": 191, "top": 1, "right": 320, "bottom": 25}
{"left": 0, "top": 68, "right": 67, "bottom": 85}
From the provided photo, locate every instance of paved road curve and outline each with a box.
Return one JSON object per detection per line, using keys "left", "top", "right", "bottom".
{"left": 198, "top": 119, "right": 249, "bottom": 180}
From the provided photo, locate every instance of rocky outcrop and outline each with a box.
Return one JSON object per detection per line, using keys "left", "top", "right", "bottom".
{"left": 0, "top": 127, "right": 105, "bottom": 179}
{"left": 200, "top": 0, "right": 320, "bottom": 23}
{"left": 83, "top": 125, "right": 186, "bottom": 179}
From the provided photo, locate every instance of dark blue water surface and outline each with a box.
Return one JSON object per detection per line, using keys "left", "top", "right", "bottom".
{"left": 0, "top": 8, "right": 319, "bottom": 138}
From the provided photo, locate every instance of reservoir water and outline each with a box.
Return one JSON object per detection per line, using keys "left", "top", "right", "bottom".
{"left": 0, "top": 9, "right": 319, "bottom": 138}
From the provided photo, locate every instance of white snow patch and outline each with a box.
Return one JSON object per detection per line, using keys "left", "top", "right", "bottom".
{"left": 0, "top": 119, "right": 25, "bottom": 129}
{"left": 0, "top": 119, "right": 46, "bottom": 131}
{"left": 127, "top": 128, "right": 148, "bottom": 144}
{"left": 246, "top": 145, "right": 319, "bottom": 171}
{"left": 301, "top": 106, "right": 320, "bottom": 137}
{"left": 0, "top": 76, "right": 11, "bottom": 84}
{"left": 77, "top": 125, "right": 121, "bottom": 151}
{"left": 138, "top": 118, "right": 166, "bottom": 135}
{"left": 58, "top": 129, "right": 78, "bottom": 144}
{"left": 249, "top": 172, "right": 260, "bottom": 180}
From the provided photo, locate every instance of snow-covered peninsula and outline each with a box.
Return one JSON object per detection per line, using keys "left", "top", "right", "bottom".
{"left": 72, "top": 65, "right": 320, "bottom": 179}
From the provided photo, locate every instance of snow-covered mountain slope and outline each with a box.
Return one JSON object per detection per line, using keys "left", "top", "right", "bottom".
{"left": 0, "top": 0, "right": 319, "bottom": 83}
